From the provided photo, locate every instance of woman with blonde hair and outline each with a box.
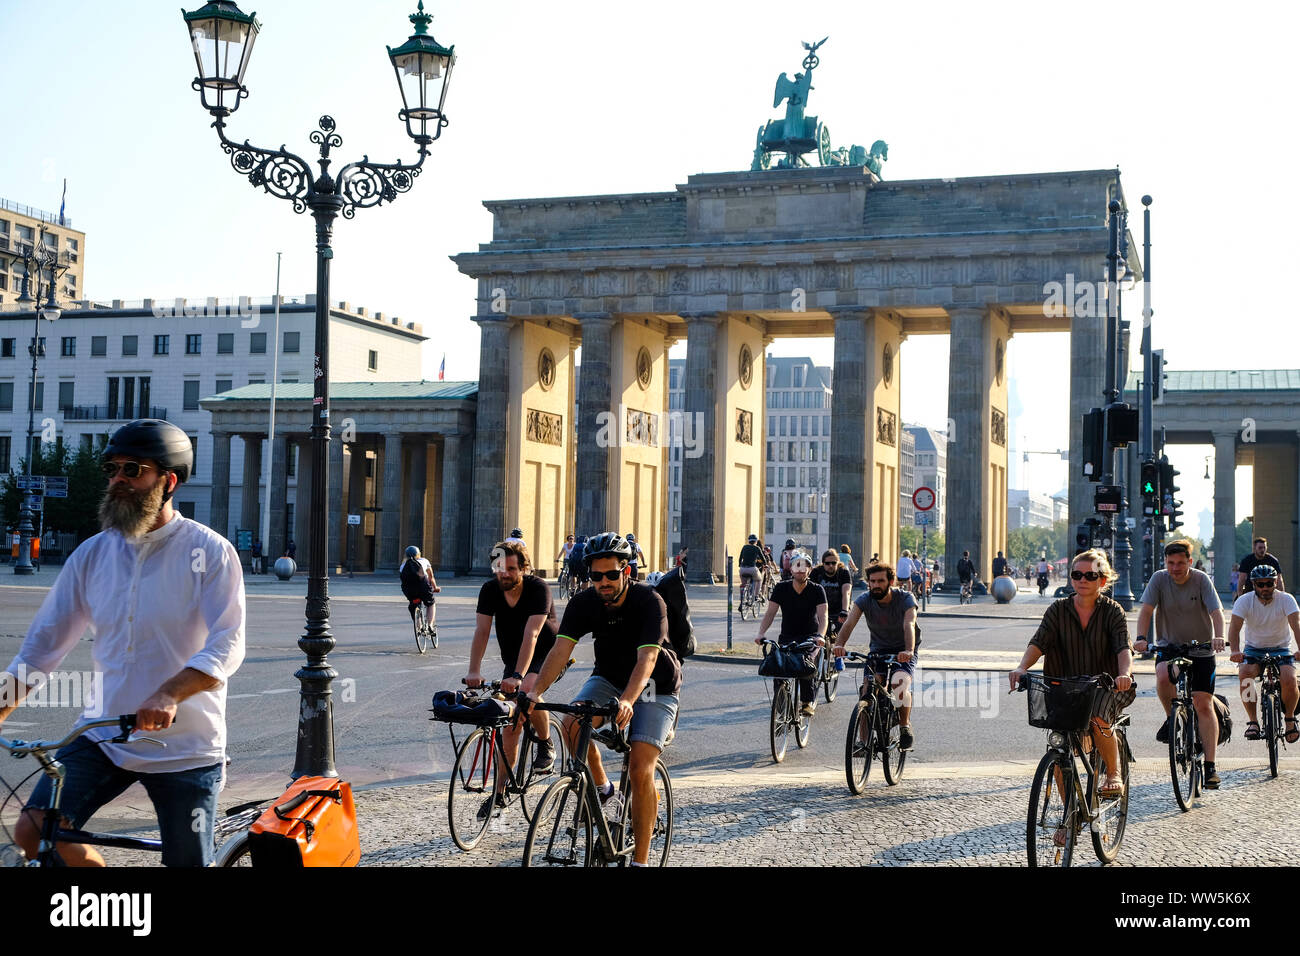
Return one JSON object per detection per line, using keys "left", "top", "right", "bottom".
{"left": 1009, "top": 549, "right": 1135, "bottom": 804}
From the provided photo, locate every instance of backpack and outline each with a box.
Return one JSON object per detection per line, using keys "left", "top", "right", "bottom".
{"left": 1212, "top": 693, "right": 1233, "bottom": 745}
{"left": 653, "top": 566, "right": 695, "bottom": 660}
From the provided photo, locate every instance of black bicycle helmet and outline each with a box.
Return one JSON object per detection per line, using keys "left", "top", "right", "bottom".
{"left": 104, "top": 419, "right": 193, "bottom": 491}
{"left": 405, "top": 545, "right": 420, "bottom": 559}
{"left": 785, "top": 538, "right": 796, "bottom": 549}
{"left": 1250, "top": 564, "right": 1279, "bottom": 581}
{"left": 583, "top": 531, "right": 634, "bottom": 566}
{"left": 509, "top": 528, "right": 523, "bottom": 538}
{"left": 748, "top": 534, "right": 758, "bottom": 544}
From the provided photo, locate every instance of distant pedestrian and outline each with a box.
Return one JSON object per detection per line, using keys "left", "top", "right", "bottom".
{"left": 284, "top": 539, "right": 296, "bottom": 560}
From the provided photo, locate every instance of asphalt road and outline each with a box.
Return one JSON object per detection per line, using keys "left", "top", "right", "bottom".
{"left": 1, "top": 571, "right": 1289, "bottom": 815}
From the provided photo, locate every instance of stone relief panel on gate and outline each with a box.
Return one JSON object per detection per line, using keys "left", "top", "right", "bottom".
{"left": 876, "top": 407, "right": 897, "bottom": 447}
{"left": 625, "top": 408, "right": 659, "bottom": 447}
{"left": 991, "top": 407, "right": 1007, "bottom": 448}
{"left": 736, "top": 409, "right": 753, "bottom": 445}
{"left": 526, "top": 408, "right": 564, "bottom": 446}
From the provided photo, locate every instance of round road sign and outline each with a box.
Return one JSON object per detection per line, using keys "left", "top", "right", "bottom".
{"left": 912, "top": 486, "right": 936, "bottom": 511}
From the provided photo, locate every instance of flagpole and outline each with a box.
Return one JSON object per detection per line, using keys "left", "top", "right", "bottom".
{"left": 261, "top": 252, "right": 282, "bottom": 566}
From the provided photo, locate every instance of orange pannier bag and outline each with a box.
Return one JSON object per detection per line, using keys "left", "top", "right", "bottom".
{"left": 247, "top": 776, "right": 361, "bottom": 867}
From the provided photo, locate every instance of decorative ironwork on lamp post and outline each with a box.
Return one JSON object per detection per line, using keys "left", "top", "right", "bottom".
{"left": 6, "top": 234, "right": 66, "bottom": 575}
{"left": 181, "top": 0, "right": 455, "bottom": 778}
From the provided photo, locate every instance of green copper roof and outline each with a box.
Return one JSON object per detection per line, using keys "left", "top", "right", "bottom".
{"left": 1124, "top": 369, "right": 1300, "bottom": 392}
{"left": 206, "top": 381, "right": 478, "bottom": 402}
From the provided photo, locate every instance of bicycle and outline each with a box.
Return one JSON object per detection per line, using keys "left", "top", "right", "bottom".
{"left": 1162, "top": 641, "right": 1211, "bottom": 811}
{"left": 1, "top": 715, "right": 256, "bottom": 867}
{"left": 436, "top": 676, "right": 571, "bottom": 852}
{"left": 1251, "top": 651, "right": 1291, "bottom": 778}
{"left": 816, "top": 618, "right": 842, "bottom": 703}
{"left": 760, "top": 639, "right": 815, "bottom": 763}
{"left": 959, "top": 578, "right": 974, "bottom": 605}
{"left": 410, "top": 598, "right": 437, "bottom": 653}
{"left": 738, "top": 573, "right": 760, "bottom": 621}
{"left": 1017, "top": 673, "right": 1132, "bottom": 867}
{"left": 842, "top": 652, "right": 908, "bottom": 793}
{"left": 521, "top": 699, "right": 673, "bottom": 867}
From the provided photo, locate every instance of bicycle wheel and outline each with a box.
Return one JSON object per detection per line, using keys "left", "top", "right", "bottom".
{"left": 522, "top": 775, "right": 593, "bottom": 867}
{"left": 845, "top": 697, "right": 875, "bottom": 794}
{"left": 1265, "top": 690, "right": 1280, "bottom": 779}
{"left": 794, "top": 684, "right": 812, "bottom": 749}
{"left": 822, "top": 654, "right": 840, "bottom": 703}
{"left": 738, "top": 585, "right": 751, "bottom": 621}
{"left": 769, "top": 680, "right": 791, "bottom": 763}
{"left": 413, "top": 605, "right": 429, "bottom": 654}
{"left": 448, "top": 728, "right": 498, "bottom": 851}
{"left": 214, "top": 831, "right": 253, "bottom": 867}
{"left": 1091, "top": 733, "right": 1129, "bottom": 864}
{"left": 880, "top": 700, "right": 906, "bottom": 785}
{"left": 1027, "top": 751, "right": 1076, "bottom": 867}
{"left": 616, "top": 759, "right": 673, "bottom": 867}
{"left": 1168, "top": 706, "right": 1195, "bottom": 812}
{"left": 519, "top": 715, "right": 569, "bottom": 821}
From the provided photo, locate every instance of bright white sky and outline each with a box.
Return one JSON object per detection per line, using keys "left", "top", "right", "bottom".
{"left": 3, "top": 0, "right": 1297, "bottom": 541}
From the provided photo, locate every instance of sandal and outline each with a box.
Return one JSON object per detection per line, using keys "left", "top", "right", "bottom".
{"left": 1286, "top": 717, "right": 1299, "bottom": 744}
{"left": 1099, "top": 777, "right": 1124, "bottom": 800}
{"left": 1245, "top": 721, "right": 1262, "bottom": 741}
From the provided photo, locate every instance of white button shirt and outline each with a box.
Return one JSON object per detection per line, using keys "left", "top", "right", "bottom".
{"left": 8, "top": 513, "right": 246, "bottom": 772}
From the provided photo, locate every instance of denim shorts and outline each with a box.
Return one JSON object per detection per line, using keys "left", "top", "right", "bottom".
{"left": 1244, "top": 647, "right": 1295, "bottom": 667}
{"left": 1155, "top": 646, "right": 1216, "bottom": 693}
{"left": 573, "top": 674, "right": 678, "bottom": 752}
{"left": 26, "top": 737, "right": 222, "bottom": 867}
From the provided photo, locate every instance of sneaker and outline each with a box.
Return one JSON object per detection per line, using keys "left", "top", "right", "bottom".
{"left": 477, "top": 792, "right": 508, "bottom": 820}
{"left": 599, "top": 787, "right": 625, "bottom": 823}
{"left": 899, "top": 725, "right": 914, "bottom": 752}
{"left": 800, "top": 701, "right": 817, "bottom": 717}
{"left": 1204, "top": 764, "right": 1220, "bottom": 789}
{"left": 532, "top": 739, "right": 555, "bottom": 775}
{"left": 1156, "top": 721, "right": 1169, "bottom": 744}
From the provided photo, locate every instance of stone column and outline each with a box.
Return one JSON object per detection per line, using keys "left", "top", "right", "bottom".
{"left": 944, "top": 306, "right": 1010, "bottom": 582}
{"left": 293, "top": 437, "right": 312, "bottom": 560}
{"left": 575, "top": 312, "right": 614, "bottom": 536}
{"left": 680, "top": 312, "right": 720, "bottom": 583}
{"left": 440, "top": 433, "right": 471, "bottom": 573}
{"left": 1067, "top": 300, "right": 1108, "bottom": 538}
{"left": 240, "top": 434, "right": 263, "bottom": 558}
{"left": 209, "top": 431, "right": 232, "bottom": 539}
{"left": 377, "top": 430, "right": 403, "bottom": 570}
{"left": 268, "top": 432, "right": 289, "bottom": 562}
{"left": 404, "top": 435, "right": 427, "bottom": 553}
{"left": 1251, "top": 438, "right": 1298, "bottom": 593}
{"left": 829, "top": 310, "right": 870, "bottom": 562}
{"left": 327, "top": 432, "right": 345, "bottom": 573}
{"left": 471, "top": 318, "right": 510, "bottom": 567}
{"left": 1212, "top": 430, "right": 1237, "bottom": 595}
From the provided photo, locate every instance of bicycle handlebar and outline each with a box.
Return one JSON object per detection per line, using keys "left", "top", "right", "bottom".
{"left": 0, "top": 715, "right": 139, "bottom": 758}
{"left": 532, "top": 698, "right": 621, "bottom": 720}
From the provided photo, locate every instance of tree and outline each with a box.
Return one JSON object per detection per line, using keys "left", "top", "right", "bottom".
{"left": 899, "top": 525, "right": 943, "bottom": 563}
{"left": 1, "top": 441, "right": 107, "bottom": 547}
{"left": 1235, "top": 519, "right": 1254, "bottom": 565}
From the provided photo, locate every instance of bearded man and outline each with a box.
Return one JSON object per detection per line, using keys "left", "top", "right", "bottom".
{"left": 0, "top": 419, "right": 245, "bottom": 866}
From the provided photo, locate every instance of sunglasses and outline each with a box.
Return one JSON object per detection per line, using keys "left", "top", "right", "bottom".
{"left": 1254, "top": 581, "right": 1276, "bottom": 587}
{"left": 1071, "top": 570, "right": 1103, "bottom": 582}
{"left": 101, "top": 461, "right": 157, "bottom": 479}
{"left": 823, "top": 560, "right": 837, "bottom": 566}
{"left": 591, "top": 568, "right": 626, "bottom": 582}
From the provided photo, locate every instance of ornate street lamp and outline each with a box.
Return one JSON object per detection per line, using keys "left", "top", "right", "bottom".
{"left": 181, "top": 0, "right": 456, "bottom": 778}
{"left": 8, "top": 235, "right": 65, "bottom": 575}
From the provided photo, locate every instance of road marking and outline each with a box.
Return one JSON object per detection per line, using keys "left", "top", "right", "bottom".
{"left": 227, "top": 694, "right": 261, "bottom": 700}
{"left": 263, "top": 689, "right": 297, "bottom": 694}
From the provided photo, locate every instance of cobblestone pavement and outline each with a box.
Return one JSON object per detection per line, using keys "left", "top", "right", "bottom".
{"left": 354, "top": 759, "right": 1300, "bottom": 867}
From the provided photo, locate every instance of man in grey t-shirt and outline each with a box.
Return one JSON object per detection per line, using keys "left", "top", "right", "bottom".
{"left": 1134, "top": 539, "right": 1226, "bottom": 786}
{"left": 833, "top": 562, "right": 918, "bottom": 751}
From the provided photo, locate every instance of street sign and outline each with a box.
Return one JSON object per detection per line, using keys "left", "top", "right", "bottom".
{"left": 914, "top": 512, "right": 932, "bottom": 526}
{"left": 236, "top": 529, "right": 253, "bottom": 551}
{"left": 15, "top": 476, "right": 44, "bottom": 491}
{"left": 42, "top": 476, "right": 68, "bottom": 490}
{"left": 43, "top": 487, "right": 68, "bottom": 498}
{"left": 347, "top": 514, "right": 361, "bottom": 526}
{"left": 25, "top": 495, "right": 43, "bottom": 512}
{"left": 912, "top": 486, "right": 936, "bottom": 511}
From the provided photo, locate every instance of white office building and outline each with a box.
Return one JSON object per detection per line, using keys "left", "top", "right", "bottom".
{"left": 0, "top": 295, "right": 425, "bottom": 543}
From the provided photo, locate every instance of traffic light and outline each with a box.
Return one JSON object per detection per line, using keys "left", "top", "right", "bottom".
{"left": 1082, "top": 408, "right": 1105, "bottom": 482}
{"left": 1151, "top": 349, "right": 1166, "bottom": 405}
{"left": 1076, "top": 523, "right": 1094, "bottom": 553}
{"left": 1160, "top": 456, "right": 1183, "bottom": 531}
{"left": 1140, "top": 459, "right": 1160, "bottom": 514}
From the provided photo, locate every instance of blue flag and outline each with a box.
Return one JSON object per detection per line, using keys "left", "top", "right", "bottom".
{"left": 59, "top": 179, "right": 66, "bottom": 226}
{"left": 438, "top": 354, "right": 445, "bottom": 381}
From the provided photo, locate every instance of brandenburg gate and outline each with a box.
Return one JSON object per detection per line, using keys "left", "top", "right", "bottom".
{"left": 453, "top": 163, "right": 1131, "bottom": 581}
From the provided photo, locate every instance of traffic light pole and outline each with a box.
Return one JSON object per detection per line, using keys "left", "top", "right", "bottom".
{"left": 1139, "top": 196, "right": 1155, "bottom": 582}
{"left": 1105, "top": 199, "right": 1135, "bottom": 610}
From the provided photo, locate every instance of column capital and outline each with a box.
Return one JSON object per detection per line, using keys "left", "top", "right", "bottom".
{"left": 826, "top": 305, "right": 873, "bottom": 319}
{"left": 573, "top": 311, "right": 613, "bottom": 324}
{"left": 678, "top": 310, "right": 721, "bottom": 324}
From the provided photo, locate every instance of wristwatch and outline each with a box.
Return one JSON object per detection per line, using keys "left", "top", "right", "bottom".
{"left": 508, "top": 671, "right": 523, "bottom": 681}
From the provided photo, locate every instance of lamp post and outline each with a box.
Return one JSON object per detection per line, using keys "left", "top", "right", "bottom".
{"left": 7, "top": 233, "right": 65, "bottom": 575}
{"left": 181, "top": 0, "right": 456, "bottom": 778}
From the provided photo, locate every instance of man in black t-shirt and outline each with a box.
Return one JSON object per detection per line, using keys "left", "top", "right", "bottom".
{"left": 992, "top": 551, "right": 1009, "bottom": 578}
{"left": 467, "top": 542, "right": 559, "bottom": 812}
{"left": 755, "top": 550, "right": 828, "bottom": 715}
{"left": 526, "top": 531, "right": 679, "bottom": 867}
{"left": 1237, "top": 536, "right": 1287, "bottom": 597}
{"left": 738, "top": 534, "right": 768, "bottom": 599}
{"left": 809, "top": 550, "right": 852, "bottom": 635}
